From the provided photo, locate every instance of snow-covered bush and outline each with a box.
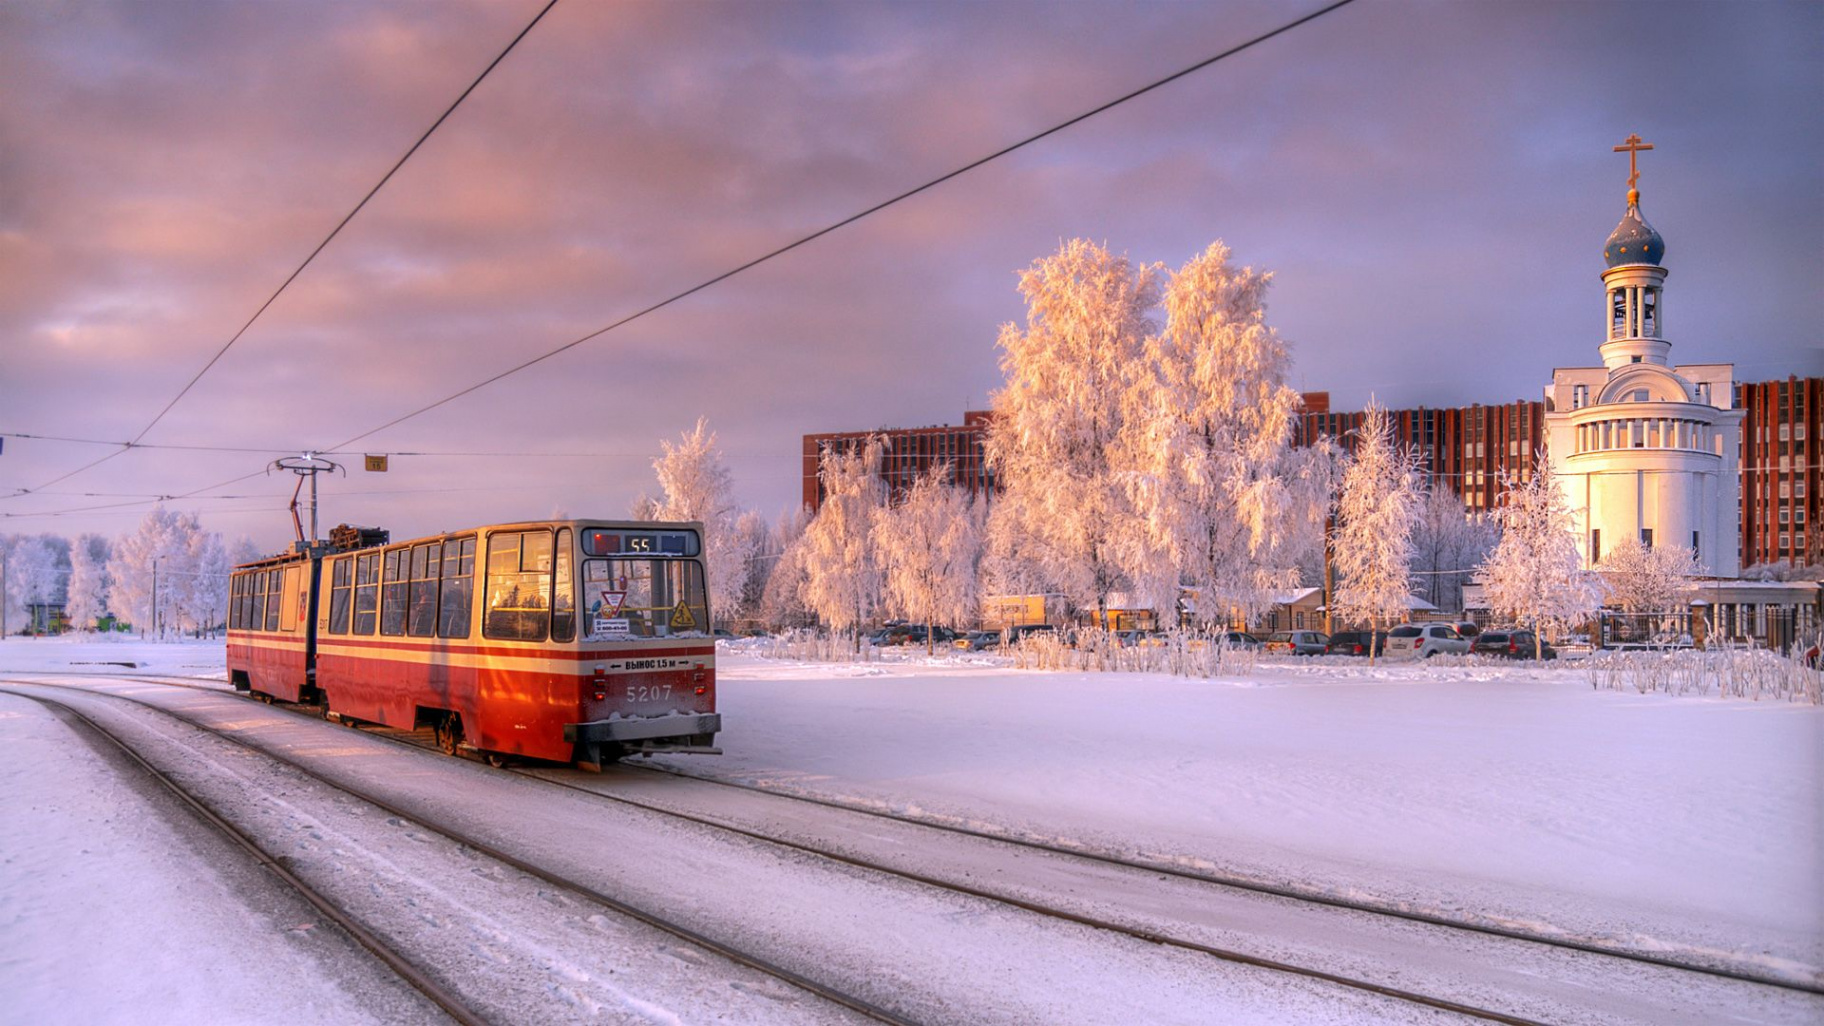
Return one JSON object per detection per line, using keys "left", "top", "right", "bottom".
{"left": 1584, "top": 647, "right": 1820, "bottom": 704}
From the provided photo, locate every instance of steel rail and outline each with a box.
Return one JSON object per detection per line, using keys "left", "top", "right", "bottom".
{"left": 60, "top": 672, "right": 1824, "bottom": 998}
{"left": 0, "top": 677, "right": 918, "bottom": 1026}
{"left": 0, "top": 686, "right": 488, "bottom": 1026}
{"left": 627, "top": 756, "right": 1824, "bottom": 995}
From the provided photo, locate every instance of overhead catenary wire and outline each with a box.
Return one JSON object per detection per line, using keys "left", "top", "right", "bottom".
{"left": 321, "top": 0, "right": 1362, "bottom": 453}
{"left": 12, "top": 0, "right": 1357, "bottom": 522}
{"left": 4, "top": 0, "right": 560, "bottom": 501}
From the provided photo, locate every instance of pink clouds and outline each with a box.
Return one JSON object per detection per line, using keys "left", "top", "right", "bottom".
{"left": 1, "top": 0, "right": 1819, "bottom": 550}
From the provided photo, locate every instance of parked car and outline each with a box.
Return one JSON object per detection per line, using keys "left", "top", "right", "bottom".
{"left": 1385, "top": 622, "right": 1472, "bottom": 659}
{"left": 1470, "top": 630, "right": 1557, "bottom": 660}
{"left": 1325, "top": 630, "right": 1389, "bottom": 657}
{"left": 954, "top": 629, "right": 1001, "bottom": 651}
{"left": 1006, "top": 623, "right": 1059, "bottom": 642}
{"left": 1452, "top": 621, "right": 1482, "bottom": 639}
{"left": 1219, "top": 631, "right": 1262, "bottom": 648}
{"left": 1263, "top": 630, "right": 1329, "bottom": 656}
{"left": 871, "top": 624, "right": 956, "bottom": 646}
{"left": 1114, "top": 630, "right": 1166, "bottom": 649}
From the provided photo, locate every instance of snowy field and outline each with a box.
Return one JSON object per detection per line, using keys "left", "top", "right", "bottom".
{"left": 2, "top": 634, "right": 1820, "bottom": 1013}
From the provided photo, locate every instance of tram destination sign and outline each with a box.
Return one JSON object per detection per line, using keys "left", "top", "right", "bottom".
{"left": 583, "top": 529, "right": 699, "bottom": 558}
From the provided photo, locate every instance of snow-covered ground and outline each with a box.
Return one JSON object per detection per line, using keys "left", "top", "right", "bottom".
{"left": 689, "top": 641, "right": 1824, "bottom": 983}
{"left": 2, "top": 634, "right": 1820, "bottom": 1020}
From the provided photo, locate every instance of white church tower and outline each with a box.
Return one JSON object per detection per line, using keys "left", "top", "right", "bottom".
{"left": 1544, "top": 135, "right": 1744, "bottom": 575}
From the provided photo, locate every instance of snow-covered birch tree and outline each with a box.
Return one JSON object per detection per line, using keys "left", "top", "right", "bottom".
{"left": 1408, "top": 486, "right": 1499, "bottom": 612}
{"left": 1475, "top": 458, "right": 1604, "bottom": 659}
{"left": 66, "top": 533, "right": 113, "bottom": 631}
{"left": 652, "top": 418, "right": 754, "bottom": 629}
{"left": 113, "top": 506, "right": 205, "bottom": 638}
{"left": 1596, "top": 538, "right": 1701, "bottom": 615}
{"left": 2, "top": 534, "right": 69, "bottom": 636}
{"left": 1330, "top": 400, "right": 1424, "bottom": 659}
{"left": 1124, "top": 242, "right": 1334, "bottom": 626}
{"left": 874, "top": 464, "right": 982, "bottom": 654}
{"left": 799, "top": 438, "right": 886, "bottom": 645}
{"left": 760, "top": 505, "right": 813, "bottom": 629}
{"left": 983, "top": 239, "right": 1159, "bottom": 624}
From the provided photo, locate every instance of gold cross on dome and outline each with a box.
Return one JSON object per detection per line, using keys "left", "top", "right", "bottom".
{"left": 1613, "top": 133, "right": 1654, "bottom": 190}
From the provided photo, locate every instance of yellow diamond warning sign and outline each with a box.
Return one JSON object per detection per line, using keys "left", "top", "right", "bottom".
{"left": 669, "top": 600, "right": 697, "bottom": 630}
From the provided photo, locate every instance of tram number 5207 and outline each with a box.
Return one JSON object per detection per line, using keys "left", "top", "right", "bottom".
{"left": 626, "top": 684, "right": 674, "bottom": 702}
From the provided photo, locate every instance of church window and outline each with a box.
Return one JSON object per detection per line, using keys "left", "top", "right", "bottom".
{"left": 1641, "top": 289, "right": 1658, "bottom": 335}
{"left": 1632, "top": 389, "right": 1649, "bottom": 402}
{"left": 1610, "top": 291, "right": 1626, "bottom": 338}
{"left": 1590, "top": 530, "right": 1602, "bottom": 564}
{"left": 1631, "top": 355, "right": 1642, "bottom": 363}
{"left": 1692, "top": 531, "right": 1700, "bottom": 552}
{"left": 1640, "top": 528, "right": 1653, "bottom": 549}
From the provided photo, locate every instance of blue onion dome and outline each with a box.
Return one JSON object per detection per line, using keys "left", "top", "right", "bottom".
{"left": 1604, "top": 188, "right": 1665, "bottom": 266}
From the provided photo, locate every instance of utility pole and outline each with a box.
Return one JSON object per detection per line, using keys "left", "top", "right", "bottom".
{"left": 152, "top": 556, "right": 159, "bottom": 640}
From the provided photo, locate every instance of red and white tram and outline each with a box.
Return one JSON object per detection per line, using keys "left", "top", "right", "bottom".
{"left": 226, "top": 520, "right": 720, "bottom": 766}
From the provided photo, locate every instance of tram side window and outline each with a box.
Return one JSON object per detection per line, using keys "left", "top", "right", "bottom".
{"left": 438, "top": 537, "right": 476, "bottom": 639}
{"left": 327, "top": 558, "right": 352, "bottom": 634}
{"left": 264, "top": 569, "right": 282, "bottom": 631}
{"left": 407, "top": 542, "right": 441, "bottom": 638}
{"left": 483, "top": 530, "right": 552, "bottom": 641}
{"left": 228, "top": 575, "right": 241, "bottom": 629}
{"left": 240, "top": 574, "right": 256, "bottom": 630}
{"left": 552, "top": 528, "right": 575, "bottom": 643}
{"left": 352, "top": 552, "right": 380, "bottom": 635}
{"left": 380, "top": 549, "right": 408, "bottom": 636}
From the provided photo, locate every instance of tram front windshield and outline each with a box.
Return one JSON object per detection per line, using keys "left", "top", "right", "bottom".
{"left": 581, "top": 558, "right": 708, "bottom": 639}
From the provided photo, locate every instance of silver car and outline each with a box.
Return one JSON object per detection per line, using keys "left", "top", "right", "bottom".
{"left": 1385, "top": 623, "right": 1471, "bottom": 659}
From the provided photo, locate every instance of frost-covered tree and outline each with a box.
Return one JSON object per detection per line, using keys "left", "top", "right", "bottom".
{"left": 760, "top": 505, "right": 813, "bottom": 629}
{"left": 874, "top": 464, "right": 983, "bottom": 654}
{"left": 66, "top": 534, "right": 114, "bottom": 631}
{"left": 728, "top": 509, "right": 773, "bottom": 625}
{"left": 651, "top": 418, "right": 755, "bottom": 629}
{"left": 1330, "top": 401, "right": 1424, "bottom": 658}
{"left": 984, "top": 239, "right": 1159, "bottom": 622}
{"left": 1408, "top": 486, "right": 1499, "bottom": 612}
{"left": 628, "top": 493, "right": 660, "bottom": 522}
{"left": 1596, "top": 538, "right": 1701, "bottom": 615}
{"left": 800, "top": 438, "right": 886, "bottom": 644}
{"left": 185, "top": 529, "right": 231, "bottom": 636}
{"left": 1475, "top": 458, "right": 1604, "bottom": 659}
{"left": 113, "top": 506, "right": 207, "bottom": 638}
{"left": 1125, "top": 242, "right": 1334, "bottom": 625}
{"left": 2, "top": 534, "right": 70, "bottom": 636}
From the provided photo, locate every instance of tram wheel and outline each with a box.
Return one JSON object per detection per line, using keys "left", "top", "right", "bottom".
{"left": 483, "top": 752, "right": 509, "bottom": 768}
{"left": 433, "top": 714, "right": 462, "bottom": 756}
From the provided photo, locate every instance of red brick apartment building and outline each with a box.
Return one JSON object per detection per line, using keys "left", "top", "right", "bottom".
{"left": 1737, "top": 376, "right": 1820, "bottom": 568}
{"left": 799, "top": 375, "right": 1820, "bottom": 568}
{"left": 802, "top": 411, "right": 996, "bottom": 513}
{"left": 1290, "top": 392, "right": 1545, "bottom": 512}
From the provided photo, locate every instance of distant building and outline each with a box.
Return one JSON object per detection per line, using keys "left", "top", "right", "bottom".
{"left": 1737, "top": 376, "right": 1820, "bottom": 569}
{"left": 801, "top": 411, "right": 994, "bottom": 513}
{"left": 1541, "top": 149, "right": 1743, "bottom": 575}
{"left": 1292, "top": 393, "right": 1545, "bottom": 512}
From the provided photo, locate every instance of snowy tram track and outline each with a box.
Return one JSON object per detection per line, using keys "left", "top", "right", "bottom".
{"left": 9, "top": 675, "right": 1541, "bottom": 1026}
{"left": 0, "top": 679, "right": 906, "bottom": 1026}
{"left": 33, "top": 674, "right": 1822, "bottom": 1025}
{"left": 0, "top": 686, "right": 488, "bottom": 1026}
{"left": 622, "top": 762, "right": 1823, "bottom": 994}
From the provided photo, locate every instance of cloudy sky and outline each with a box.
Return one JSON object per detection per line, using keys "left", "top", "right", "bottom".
{"left": 2, "top": 0, "right": 1819, "bottom": 552}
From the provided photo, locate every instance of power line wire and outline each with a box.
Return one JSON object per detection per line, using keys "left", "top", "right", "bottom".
{"left": 6, "top": 0, "right": 559, "bottom": 501}
{"left": 325, "top": 0, "right": 1361, "bottom": 452}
